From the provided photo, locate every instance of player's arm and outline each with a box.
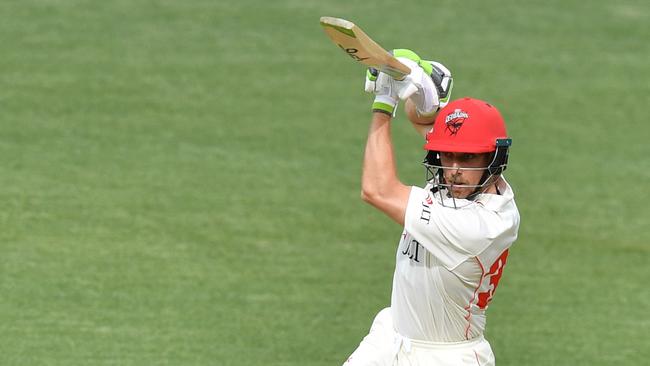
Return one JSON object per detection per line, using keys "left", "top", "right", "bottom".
{"left": 361, "top": 51, "right": 452, "bottom": 224}
{"left": 361, "top": 112, "right": 410, "bottom": 225}
{"left": 405, "top": 59, "right": 453, "bottom": 138}
{"left": 360, "top": 99, "right": 440, "bottom": 224}
{"left": 405, "top": 99, "right": 436, "bottom": 138}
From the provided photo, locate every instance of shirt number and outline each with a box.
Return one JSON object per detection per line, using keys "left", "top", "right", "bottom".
{"left": 477, "top": 250, "right": 509, "bottom": 309}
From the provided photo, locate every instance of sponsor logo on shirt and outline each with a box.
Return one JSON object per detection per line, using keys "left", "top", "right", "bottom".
{"left": 401, "top": 239, "right": 422, "bottom": 263}
{"left": 420, "top": 199, "right": 431, "bottom": 224}
{"left": 425, "top": 194, "right": 433, "bottom": 205}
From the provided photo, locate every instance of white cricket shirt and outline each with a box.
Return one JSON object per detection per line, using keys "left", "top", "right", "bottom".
{"left": 390, "top": 178, "right": 520, "bottom": 342}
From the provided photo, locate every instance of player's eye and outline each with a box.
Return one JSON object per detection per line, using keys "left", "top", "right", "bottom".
{"left": 443, "top": 152, "right": 456, "bottom": 161}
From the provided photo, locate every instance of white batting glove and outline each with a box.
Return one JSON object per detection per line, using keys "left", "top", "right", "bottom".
{"left": 424, "top": 60, "right": 453, "bottom": 111}
{"left": 398, "top": 58, "right": 439, "bottom": 117}
{"left": 365, "top": 57, "right": 427, "bottom": 116}
{"left": 365, "top": 53, "right": 451, "bottom": 117}
{"left": 365, "top": 67, "right": 399, "bottom": 116}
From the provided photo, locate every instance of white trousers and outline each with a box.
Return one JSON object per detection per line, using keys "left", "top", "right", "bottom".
{"left": 343, "top": 308, "right": 495, "bottom": 366}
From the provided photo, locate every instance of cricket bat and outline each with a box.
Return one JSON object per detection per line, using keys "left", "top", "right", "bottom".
{"left": 319, "top": 16, "right": 411, "bottom": 80}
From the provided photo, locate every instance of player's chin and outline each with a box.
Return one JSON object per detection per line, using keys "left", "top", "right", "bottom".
{"left": 449, "top": 187, "right": 471, "bottom": 199}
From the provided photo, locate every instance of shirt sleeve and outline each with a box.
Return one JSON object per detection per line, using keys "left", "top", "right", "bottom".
{"left": 404, "top": 186, "right": 517, "bottom": 270}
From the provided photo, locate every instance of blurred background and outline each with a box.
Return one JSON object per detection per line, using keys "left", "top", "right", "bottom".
{"left": 1, "top": 0, "right": 648, "bottom": 364}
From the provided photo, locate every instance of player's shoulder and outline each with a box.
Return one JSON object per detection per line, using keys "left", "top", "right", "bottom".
{"left": 408, "top": 181, "right": 518, "bottom": 222}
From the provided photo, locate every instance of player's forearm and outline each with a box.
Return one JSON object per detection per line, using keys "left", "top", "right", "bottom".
{"left": 360, "top": 113, "right": 410, "bottom": 224}
{"left": 405, "top": 99, "right": 436, "bottom": 138}
{"left": 361, "top": 112, "right": 403, "bottom": 200}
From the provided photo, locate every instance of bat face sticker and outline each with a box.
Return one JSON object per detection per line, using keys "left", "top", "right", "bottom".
{"left": 445, "top": 109, "right": 469, "bottom": 136}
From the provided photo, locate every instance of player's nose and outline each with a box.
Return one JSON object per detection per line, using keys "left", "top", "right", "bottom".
{"left": 449, "top": 160, "right": 462, "bottom": 173}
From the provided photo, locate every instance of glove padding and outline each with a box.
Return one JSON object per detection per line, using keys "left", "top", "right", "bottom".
{"left": 426, "top": 61, "right": 453, "bottom": 110}
{"left": 364, "top": 66, "right": 400, "bottom": 116}
{"left": 365, "top": 57, "right": 441, "bottom": 117}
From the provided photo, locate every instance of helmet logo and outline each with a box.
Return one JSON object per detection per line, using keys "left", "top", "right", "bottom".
{"left": 444, "top": 109, "right": 469, "bottom": 136}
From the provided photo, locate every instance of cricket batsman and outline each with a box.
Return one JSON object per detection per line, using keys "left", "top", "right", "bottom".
{"left": 344, "top": 50, "right": 520, "bottom": 365}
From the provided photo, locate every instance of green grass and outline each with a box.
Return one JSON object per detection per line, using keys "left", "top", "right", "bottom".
{"left": 1, "top": 0, "right": 648, "bottom": 364}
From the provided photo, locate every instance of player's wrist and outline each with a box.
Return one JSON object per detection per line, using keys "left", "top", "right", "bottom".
{"left": 371, "top": 110, "right": 393, "bottom": 123}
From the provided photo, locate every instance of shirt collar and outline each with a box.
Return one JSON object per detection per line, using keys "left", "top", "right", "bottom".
{"left": 475, "top": 177, "right": 515, "bottom": 211}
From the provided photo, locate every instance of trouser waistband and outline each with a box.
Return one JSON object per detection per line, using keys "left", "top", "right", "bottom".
{"left": 409, "top": 334, "right": 485, "bottom": 349}
{"left": 394, "top": 333, "right": 485, "bottom": 352}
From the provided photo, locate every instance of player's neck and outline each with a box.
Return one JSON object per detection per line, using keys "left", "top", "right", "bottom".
{"left": 483, "top": 176, "right": 504, "bottom": 195}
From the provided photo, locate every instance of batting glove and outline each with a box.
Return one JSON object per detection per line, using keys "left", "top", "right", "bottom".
{"left": 364, "top": 49, "right": 453, "bottom": 117}
{"left": 423, "top": 60, "right": 453, "bottom": 111}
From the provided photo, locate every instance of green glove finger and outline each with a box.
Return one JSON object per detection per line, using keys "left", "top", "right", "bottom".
{"left": 392, "top": 49, "right": 433, "bottom": 76}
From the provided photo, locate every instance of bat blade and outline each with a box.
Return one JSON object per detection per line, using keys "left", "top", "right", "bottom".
{"left": 319, "top": 16, "right": 410, "bottom": 80}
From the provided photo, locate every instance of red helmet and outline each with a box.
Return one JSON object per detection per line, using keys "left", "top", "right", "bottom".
{"left": 422, "top": 98, "right": 512, "bottom": 203}
{"left": 425, "top": 97, "right": 508, "bottom": 153}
